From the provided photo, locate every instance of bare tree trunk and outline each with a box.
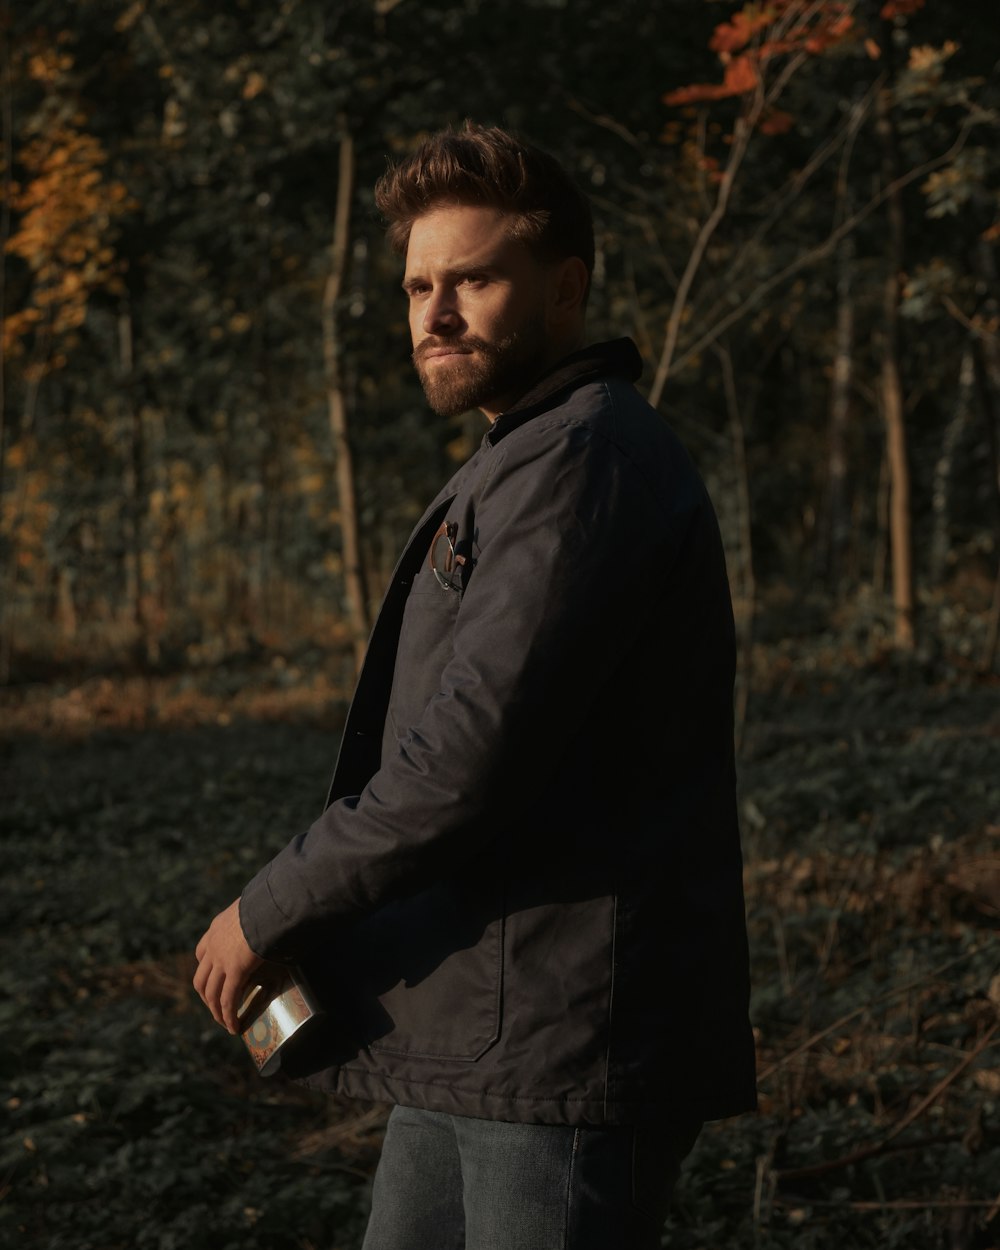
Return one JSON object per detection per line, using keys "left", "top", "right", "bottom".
{"left": 118, "top": 304, "right": 154, "bottom": 662}
{"left": 322, "top": 128, "right": 369, "bottom": 676}
{"left": 0, "top": 326, "right": 49, "bottom": 682}
{"left": 648, "top": 114, "right": 756, "bottom": 408}
{"left": 972, "top": 321, "right": 1000, "bottom": 675}
{"left": 875, "top": 81, "right": 915, "bottom": 651}
{"left": 56, "top": 565, "right": 77, "bottom": 639}
{"left": 145, "top": 404, "right": 169, "bottom": 645}
{"left": 715, "top": 344, "right": 756, "bottom": 755}
{"left": 826, "top": 235, "right": 855, "bottom": 593}
{"left": 929, "top": 343, "right": 975, "bottom": 587}
{"left": 0, "top": 20, "right": 13, "bottom": 683}
{"left": 872, "top": 446, "right": 889, "bottom": 602}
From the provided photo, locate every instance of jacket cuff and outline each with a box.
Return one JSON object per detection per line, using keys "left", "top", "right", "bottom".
{"left": 239, "top": 864, "right": 297, "bottom": 963}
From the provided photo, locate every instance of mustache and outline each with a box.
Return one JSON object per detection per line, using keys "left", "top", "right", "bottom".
{"left": 413, "top": 336, "right": 492, "bottom": 364}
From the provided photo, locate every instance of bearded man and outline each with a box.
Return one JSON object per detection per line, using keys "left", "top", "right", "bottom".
{"left": 194, "top": 122, "right": 756, "bottom": 1250}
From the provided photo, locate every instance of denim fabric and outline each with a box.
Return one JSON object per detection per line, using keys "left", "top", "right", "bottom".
{"left": 360, "top": 1105, "right": 702, "bottom": 1250}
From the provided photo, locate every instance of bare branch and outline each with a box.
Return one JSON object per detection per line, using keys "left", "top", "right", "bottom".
{"left": 647, "top": 0, "right": 861, "bottom": 405}
{"left": 666, "top": 114, "right": 980, "bottom": 380}
{"left": 565, "top": 96, "right": 644, "bottom": 150}
{"left": 773, "top": 1021, "right": 999, "bottom": 1184}
{"left": 756, "top": 943, "right": 987, "bottom": 1084}
{"left": 941, "top": 293, "right": 1000, "bottom": 344}
{"left": 322, "top": 128, "right": 370, "bottom": 675}
{"left": 648, "top": 79, "right": 766, "bottom": 407}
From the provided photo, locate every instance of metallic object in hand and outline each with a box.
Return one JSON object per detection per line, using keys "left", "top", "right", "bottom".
{"left": 237, "top": 964, "right": 319, "bottom": 1077}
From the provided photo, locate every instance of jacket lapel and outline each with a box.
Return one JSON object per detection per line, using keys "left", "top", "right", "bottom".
{"left": 326, "top": 493, "right": 457, "bottom": 807}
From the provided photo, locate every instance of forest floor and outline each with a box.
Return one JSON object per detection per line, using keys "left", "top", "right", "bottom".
{"left": 2, "top": 641, "right": 999, "bottom": 1250}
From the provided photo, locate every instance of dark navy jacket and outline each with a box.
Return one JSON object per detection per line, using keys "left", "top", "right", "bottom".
{"left": 239, "top": 338, "right": 757, "bottom": 1126}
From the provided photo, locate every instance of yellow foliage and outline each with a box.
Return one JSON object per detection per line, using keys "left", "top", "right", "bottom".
{"left": 4, "top": 47, "right": 134, "bottom": 363}
{"left": 115, "top": 2, "right": 146, "bottom": 34}
{"left": 908, "top": 41, "right": 959, "bottom": 73}
{"left": 243, "top": 72, "right": 267, "bottom": 101}
{"left": 27, "top": 51, "right": 74, "bottom": 83}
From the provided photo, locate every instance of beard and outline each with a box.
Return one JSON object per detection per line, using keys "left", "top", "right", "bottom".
{"left": 413, "top": 317, "right": 549, "bottom": 418}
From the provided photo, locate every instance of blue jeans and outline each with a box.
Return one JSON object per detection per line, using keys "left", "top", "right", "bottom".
{"left": 360, "top": 1105, "right": 702, "bottom": 1250}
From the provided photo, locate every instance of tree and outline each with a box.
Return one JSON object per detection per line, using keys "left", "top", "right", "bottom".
{"left": 651, "top": 0, "right": 995, "bottom": 651}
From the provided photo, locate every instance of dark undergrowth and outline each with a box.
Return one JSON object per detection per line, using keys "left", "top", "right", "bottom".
{"left": 2, "top": 646, "right": 998, "bottom": 1249}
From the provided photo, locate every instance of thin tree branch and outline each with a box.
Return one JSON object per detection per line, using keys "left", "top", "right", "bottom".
{"left": 773, "top": 1022, "right": 999, "bottom": 1184}
{"left": 322, "top": 127, "right": 369, "bottom": 675}
{"left": 564, "top": 96, "right": 644, "bottom": 150}
{"left": 775, "top": 1195, "right": 999, "bottom": 1211}
{"left": 647, "top": 0, "right": 856, "bottom": 406}
{"left": 941, "top": 293, "right": 1000, "bottom": 344}
{"left": 648, "top": 80, "right": 765, "bottom": 407}
{"left": 718, "top": 76, "right": 879, "bottom": 301}
{"left": 714, "top": 341, "right": 756, "bottom": 755}
{"left": 0, "top": 10, "right": 12, "bottom": 503}
{"left": 667, "top": 114, "right": 980, "bottom": 379}
{"left": 756, "top": 943, "right": 987, "bottom": 1084}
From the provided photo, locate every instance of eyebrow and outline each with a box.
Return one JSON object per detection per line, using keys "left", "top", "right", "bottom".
{"left": 401, "top": 264, "right": 501, "bottom": 293}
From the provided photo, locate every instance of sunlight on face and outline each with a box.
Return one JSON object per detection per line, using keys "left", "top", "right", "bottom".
{"left": 403, "top": 204, "right": 554, "bottom": 420}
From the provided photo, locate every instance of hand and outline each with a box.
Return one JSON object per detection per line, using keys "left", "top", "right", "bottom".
{"left": 193, "top": 898, "right": 264, "bottom": 1034}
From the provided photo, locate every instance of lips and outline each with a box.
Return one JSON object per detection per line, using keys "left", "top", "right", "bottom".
{"left": 415, "top": 336, "right": 483, "bottom": 365}
{"left": 423, "top": 347, "right": 472, "bottom": 361}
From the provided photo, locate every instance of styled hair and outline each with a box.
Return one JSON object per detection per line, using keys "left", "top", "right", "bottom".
{"left": 374, "top": 122, "right": 594, "bottom": 285}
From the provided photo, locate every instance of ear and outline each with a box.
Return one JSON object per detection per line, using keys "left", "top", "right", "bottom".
{"left": 548, "top": 256, "right": 589, "bottom": 320}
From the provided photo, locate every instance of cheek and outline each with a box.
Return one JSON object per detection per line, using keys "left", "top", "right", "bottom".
{"left": 408, "top": 306, "right": 422, "bottom": 344}
{"left": 480, "top": 296, "right": 524, "bottom": 338}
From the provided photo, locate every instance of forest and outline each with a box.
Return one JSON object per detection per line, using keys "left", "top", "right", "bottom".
{"left": 2, "top": 1, "right": 999, "bottom": 1247}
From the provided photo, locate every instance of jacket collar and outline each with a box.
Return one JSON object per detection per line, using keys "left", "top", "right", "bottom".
{"left": 485, "top": 337, "right": 643, "bottom": 447}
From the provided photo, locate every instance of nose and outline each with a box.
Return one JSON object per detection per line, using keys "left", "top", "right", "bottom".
{"left": 422, "top": 288, "right": 462, "bottom": 337}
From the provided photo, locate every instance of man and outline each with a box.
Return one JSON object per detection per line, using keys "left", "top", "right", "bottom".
{"left": 194, "top": 122, "right": 756, "bottom": 1249}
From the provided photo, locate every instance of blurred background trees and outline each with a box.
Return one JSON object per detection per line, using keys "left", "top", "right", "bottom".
{"left": 2, "top": 0, "right": 998, "bottom": 683}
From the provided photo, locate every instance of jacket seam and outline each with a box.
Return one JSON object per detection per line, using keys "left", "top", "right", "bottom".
{"left": 263, "top": 866, "right": 295, "bottom": 923}
{"left": 564, "top": 1128, "right": 580, "bottom": 1249}
{"left": 485, "top": 398, "right": 686, "bottom": 534}
{"left": 603, "top": 891, "right": 619, "bottom": 1120}
{"left": 337, "top": 1066, "right": 603, "bottom": 1104}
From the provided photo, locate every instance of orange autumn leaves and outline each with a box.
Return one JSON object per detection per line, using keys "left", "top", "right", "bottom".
{"left": 664, "top": 0, "right": 926, "bottom": 115}
{"left": 3, "top": 47, "right": 132, "bottom": 364}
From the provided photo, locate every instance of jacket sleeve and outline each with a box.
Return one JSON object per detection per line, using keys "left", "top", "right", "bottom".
{"left": 239, "top": 413, "right": 692, "bottom": 959}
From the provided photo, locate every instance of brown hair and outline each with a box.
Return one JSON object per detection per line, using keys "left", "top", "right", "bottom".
{"left": 374, "top": 122, "right": 594, "bottom": 284}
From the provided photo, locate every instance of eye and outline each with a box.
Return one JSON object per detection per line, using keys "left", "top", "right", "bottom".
{"left": 459, "top": 273, "right": 488, "bottom": 288}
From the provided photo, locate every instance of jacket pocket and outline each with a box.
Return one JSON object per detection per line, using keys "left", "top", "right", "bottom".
{"left": 383, "top": 566, "right": 462, "bottom": 750}
{"left": 353, "top": 873, "right": 504, "bottom": 1063}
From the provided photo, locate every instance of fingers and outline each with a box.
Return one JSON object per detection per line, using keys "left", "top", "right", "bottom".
{"left": 206, "top": 965, "right": 228, "bottom": 1031}
{"left": 192, "top": 951, "right": 207, "bottom": 1002}
{"left": 193, "top": 955, "right": 225, "bottom": 1030}
{"left": 196, "top": 962, "right": 249, "bottom": 1035}
{"left": 193, "top": 899, "right": 263, "bottom": 1034}
{"left": 192, "top": 922, "right": 226, "bottom": 1031}
{"left": 220, "top": 975, "right": 243, "bottom": 1036}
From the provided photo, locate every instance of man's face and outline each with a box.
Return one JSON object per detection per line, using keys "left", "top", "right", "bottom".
{"left": 403, "top": 203, "right": 554, "bottom": 421}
